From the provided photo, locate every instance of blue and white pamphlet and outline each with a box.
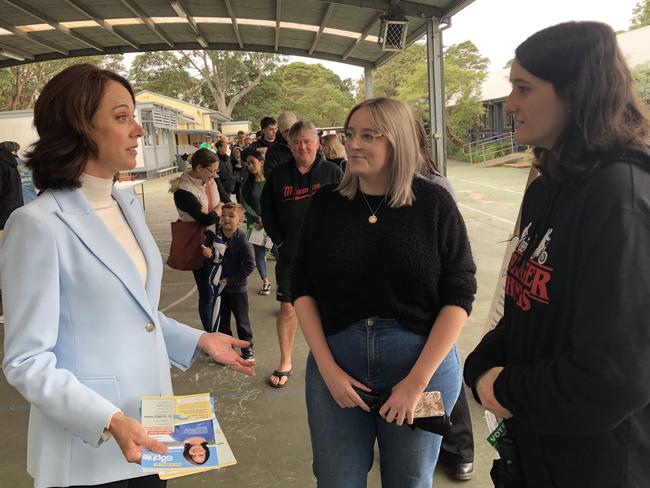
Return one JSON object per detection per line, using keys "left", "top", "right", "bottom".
{"left": 140, "top": 393, "right": 236, "bottom": 479}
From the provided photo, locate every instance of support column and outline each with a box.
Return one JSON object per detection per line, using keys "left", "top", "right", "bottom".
{"left": 426, "top": 18, "right": 447, "bottom": 175}
{"left": 364, "top": 66, "right": 374, "bottom": 99}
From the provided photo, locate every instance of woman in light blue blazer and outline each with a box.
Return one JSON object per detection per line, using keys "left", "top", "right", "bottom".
{"left": 0, "top": 64, "right": 255, "bottom": 488}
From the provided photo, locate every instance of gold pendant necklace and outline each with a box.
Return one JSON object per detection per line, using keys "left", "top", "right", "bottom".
{"left": 361, "top": 193, "right": 386, "bottom": 224}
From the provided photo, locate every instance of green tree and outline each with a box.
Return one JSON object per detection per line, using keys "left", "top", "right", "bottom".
{"left": 633, "top": 62, "right": 650, "bottom": 106}
{"left": 234, "top": 62, "right": 355, "bottom": 127}
{"left": 356, "top": 43, "right": 426, "bottom": 101}
{"left": 128, "top": 52, "right": 197, "bottom": 100}
{"left": 395, "top": 40, "right": 487, "bottom": 145}
{"left": 631, "top": 0, "right": 650, "bottom": 29}
{"left": 179, "top": 51, "right": 284, "bottom": 118}
{"left": 0, "top": 55, "right": 123, "bottom": 111}
{"left": 231, "top": 72, "right": 289, "bottom": 125}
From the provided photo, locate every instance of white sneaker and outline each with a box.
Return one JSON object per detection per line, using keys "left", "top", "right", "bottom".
{"left": 259, "top": 282, "right": 271, "bottom": 295}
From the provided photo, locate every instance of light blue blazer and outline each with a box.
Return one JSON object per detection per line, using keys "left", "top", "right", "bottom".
{"left": 1, "top": 186, "right": 203, "bottom": 488}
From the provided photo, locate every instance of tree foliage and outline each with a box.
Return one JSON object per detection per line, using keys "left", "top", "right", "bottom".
{"left": 356, "top": 43, "right": 426, "bottom": 101}
{"left": 0, "top": 55, "right": 123, "bottom": 111}
{"left": 178, "top": 51, "right": 283, "bottom": 118}
{"left": 631, "top": 0, "right": 650, "bottom": 29}
{"left": 233, "top": 62, "right": 355, "bottom": 127}
{"left": 633, "top": 62, "right": 650, "bottom": 106}
{"left": 128, "top": 52, "right": 198, "bottom": 101}
{"left": 364, "top": 40, "right": 488, "bottom": 145}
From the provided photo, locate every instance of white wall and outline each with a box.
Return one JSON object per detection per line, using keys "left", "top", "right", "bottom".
{"left": 0, "top": 110, "right": 38, "bottom": 157}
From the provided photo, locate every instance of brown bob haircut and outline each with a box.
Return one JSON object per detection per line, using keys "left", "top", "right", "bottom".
{"left": 189, "top": 148, "right": 218, "bottom": 169}
{"left": 26, "top": 63, "right": 135, "bottom": 190}
{"left": 515, "top": 21, "right": 650, "bottom": 180}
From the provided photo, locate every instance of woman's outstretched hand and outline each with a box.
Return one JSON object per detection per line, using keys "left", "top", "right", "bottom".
{"left": 198, "top": 332, "right": 256, "bottom": 376}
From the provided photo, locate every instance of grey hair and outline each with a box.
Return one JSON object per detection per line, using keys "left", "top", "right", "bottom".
{"left": 337, "top": 98, "right": 422, "bottom": 208}
{"left": 288, "top": 120, "right": 318, "bottom": 141}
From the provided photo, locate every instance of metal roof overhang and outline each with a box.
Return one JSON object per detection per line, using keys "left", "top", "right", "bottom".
{"left": 0, "top": 0, "right": 475, "bottom": 69}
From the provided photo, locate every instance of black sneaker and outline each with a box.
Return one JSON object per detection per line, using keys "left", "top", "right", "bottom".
{"left": 241, "top": 347, "right": 255, "bottom": 360}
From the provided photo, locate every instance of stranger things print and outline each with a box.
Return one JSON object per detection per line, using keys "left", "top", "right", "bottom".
{"left": 505, "top": 223, "right": 554, "bottom": 311}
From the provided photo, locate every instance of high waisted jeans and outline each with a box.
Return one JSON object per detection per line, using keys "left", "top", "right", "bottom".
{"left": 305, "top": 318, "right": 461, "bottom": 488}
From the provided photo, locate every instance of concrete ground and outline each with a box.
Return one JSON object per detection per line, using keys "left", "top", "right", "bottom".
{"left": 0, "top": 160, "right": 530, "bottom": 487}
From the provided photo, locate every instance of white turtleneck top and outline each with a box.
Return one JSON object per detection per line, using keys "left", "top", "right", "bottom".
{"left": 79, "top": 173, "right": 148, "bottom": 285}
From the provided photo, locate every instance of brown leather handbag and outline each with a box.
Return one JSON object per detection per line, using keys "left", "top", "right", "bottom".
{"left": 166, "top": 220, "right": 205, "bottom": 270}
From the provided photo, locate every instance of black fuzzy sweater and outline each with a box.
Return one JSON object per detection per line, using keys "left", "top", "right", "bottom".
{"left": 291, "top": 177, "right": 477, "bottom": 336}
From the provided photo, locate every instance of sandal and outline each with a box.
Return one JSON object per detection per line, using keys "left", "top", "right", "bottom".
{"left": 266, "top": 369, "right": 292, "bottom": 388}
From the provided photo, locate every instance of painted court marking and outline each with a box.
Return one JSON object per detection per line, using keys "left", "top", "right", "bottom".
{"left": 457, "top": 203, "right": 516, "bottom": 226}
{"left": 449, "top": 177, "right": 525, "bottom": 195}
{"left": 161, "top": 285, "right": 197, "bottom": 313}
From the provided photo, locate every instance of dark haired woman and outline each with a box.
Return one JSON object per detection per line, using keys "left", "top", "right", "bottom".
{"left": 0, "top": 64, "right": 254, "bottom": 488}
{"left": 170, "top": 148, "right": 231, "bottom": 332}
{"left": 182, "top": 437, "right": 210, "bottom": 465}
{"left": 464, "top": 21, "right": 650, "bottom": 488}
{"left": 241, "top": 150, "right": 272, "bottom": 295}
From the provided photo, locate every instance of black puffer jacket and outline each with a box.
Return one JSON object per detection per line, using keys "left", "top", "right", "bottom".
{"left": 0, "top": 149, "right": 24, "bottom": 229}
{"left": 264, "top": 132, "right": 292, "bottom": 178}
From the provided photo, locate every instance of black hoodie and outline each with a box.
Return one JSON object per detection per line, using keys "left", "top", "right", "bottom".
{"left": 264, "top": 131, "right": 292, "bottom": 179}
{"left": 464, "top": 145, "right": 650, "bottom": 488}
{"left": 261, "top": 154, "right": 342, "bottom": 257}
{"left": 0, "top": 149, "right": 24, "bottom": 229}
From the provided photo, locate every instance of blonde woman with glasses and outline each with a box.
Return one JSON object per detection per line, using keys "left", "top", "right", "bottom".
{"left": 291, "top": 98, "right": 477, "bottom": 487}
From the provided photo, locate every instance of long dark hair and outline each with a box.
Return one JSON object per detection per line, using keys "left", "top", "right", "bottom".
{"left": 515, "top": 21, "right": 650, "bottom": 180}
{"left": 415, "top": 120, "right": 439, "bottom": 176}
{"left": 26, "top": 63, "right": 135, "bottom": 190}
{"left": 241, "top": 150, "right": 265, "bottom": 206}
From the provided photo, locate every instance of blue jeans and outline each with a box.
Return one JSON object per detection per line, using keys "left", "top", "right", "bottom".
{"left": 305, "top": 318, "right": 461, "bottom": 488}
{"left": 252, "top": 243, "right": 267, "bottom": 281}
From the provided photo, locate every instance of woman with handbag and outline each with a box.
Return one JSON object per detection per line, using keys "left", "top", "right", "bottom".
{"left": 0, "top": 63, "right": 254, "bottom": 488}
{"left": 241, "top": 150, "right": 272, "bottom": 296}
{"left": 169, "top": 148, "right": 231, "bottom": 332}
{"left": 291, "top": 97, "right": 477, "bottom": 488}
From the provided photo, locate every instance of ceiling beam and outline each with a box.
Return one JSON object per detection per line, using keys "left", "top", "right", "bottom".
{"left": 274, "top": 0, "right": 281, "bottom": 52}
{"left": 170, "top": 0, "right": 209, "bottom": 48}
{"left": 0, "top": 41, "right": 34, "bottom": 60}
{"left": 324, "top": 0, "right": 442, "bottom": 18}
{"left": 309, "top": 2, "right": 335, "bottom": 55}
{"left": 445, "top": 0, "right": 476, "bottom": 17}
{"left": 0, "top": 18, "right": 69, "bottom": 55}
{"left": 62, "top": 0, "right": 139, "bottom": 50}
{"left": 120, "top": 0, "right": 174, "bottom": 47}
{"left": 0, "top": 42, "right": 377, "bottom": 70}
{"left": 3, "top": 0, "right": 105, "bottom": 52}
{"left": 342, "top": 11, "right": 381, "bottom": 60}
{"left": 223, "top": 0, "right": 243, "bottom": 49}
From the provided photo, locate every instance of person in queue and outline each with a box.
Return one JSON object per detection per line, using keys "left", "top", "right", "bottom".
{"left": 261, "top": 120, "right": 343, "bottom": 388}
{"left": 170, "top": 148, "right": 230, "bottom": 332}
